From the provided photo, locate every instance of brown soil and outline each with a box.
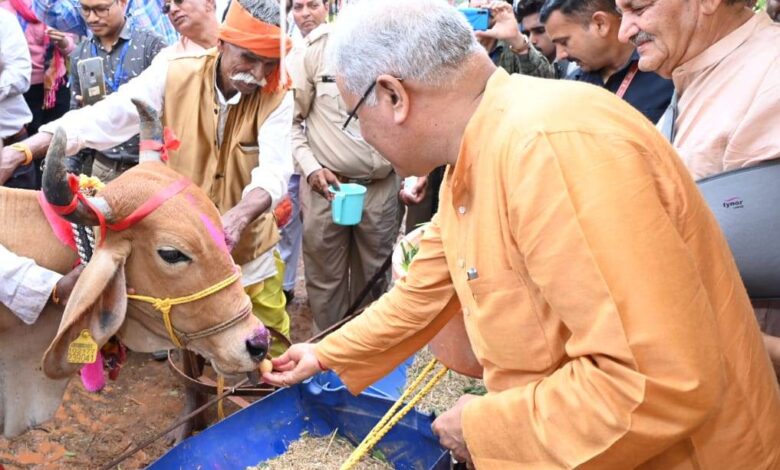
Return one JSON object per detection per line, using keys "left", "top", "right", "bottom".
{"left": 0, "top": 275, "right": 314, "bottom": 470}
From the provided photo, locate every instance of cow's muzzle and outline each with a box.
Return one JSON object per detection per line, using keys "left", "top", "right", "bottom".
{"left": 245, "top": 326, "right": 270, "bottom": 362}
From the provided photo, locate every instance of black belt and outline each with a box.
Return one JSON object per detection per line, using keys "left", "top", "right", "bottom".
{"left": 334, "top": 173, "right": 379, "bottom": 186}
{"left": 3, "top": 126, "right": 28, "bottom": 145}
{"left": 93, "top": 152, "right": 137, "bottom": 172}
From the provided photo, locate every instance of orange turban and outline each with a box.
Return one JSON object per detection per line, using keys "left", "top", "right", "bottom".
{"left": 218, "top": 1, "right": 293, "bottom": 93}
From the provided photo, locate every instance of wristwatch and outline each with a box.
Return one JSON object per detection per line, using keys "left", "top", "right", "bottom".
{"left": 10, "top": 142, "right": 33, "bottom": 165}
{"left": 508, "top": 34, "right": 530, "bottom": 55}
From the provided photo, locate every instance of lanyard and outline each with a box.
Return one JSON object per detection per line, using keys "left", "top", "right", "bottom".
{"left": 91, "top": 38, "right": 132, "bottom": 93}
{"left": 615, "top": 62, "right": 639, "bottom": 99}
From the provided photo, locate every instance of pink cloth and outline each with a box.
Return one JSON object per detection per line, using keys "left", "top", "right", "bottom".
{"left": 37, "top": 191, "right": 77, "bottom": 251}
{"left": 0, "top": 0, "right": 75, "bottom": 85}
{"left": 672, "top": 13, "right": 780, "bottom": 180}
{"left": 80, "top": 350, "right": 106, "bottom": 393}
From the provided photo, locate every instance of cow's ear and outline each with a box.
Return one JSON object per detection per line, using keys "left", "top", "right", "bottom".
{"left": 42, "top": 239, "right": 131, "bottom": 379}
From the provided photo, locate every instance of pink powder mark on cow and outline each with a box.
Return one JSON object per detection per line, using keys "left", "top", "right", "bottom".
{"left": 200, "top": 213, "right": 229, "bottom": 253}
{"left": 80, "top": 350, "right": 105, "bottom": 393}
{"left": 182, "top": 192, "right": 229, "bottom": 254}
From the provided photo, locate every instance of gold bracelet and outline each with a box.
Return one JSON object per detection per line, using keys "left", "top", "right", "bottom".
{"left": 51, "top": 283, "right": 60, "bottom": 305}
{"left": 10, "top": 142, "right": 33, "bottom": 166}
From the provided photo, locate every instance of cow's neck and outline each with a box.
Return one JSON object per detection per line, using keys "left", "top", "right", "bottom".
{"left": 119, "top": 302, "right": 179, "bottom": 352}
{"left": 0, "top": 188, "right": 77, "bottom": 274}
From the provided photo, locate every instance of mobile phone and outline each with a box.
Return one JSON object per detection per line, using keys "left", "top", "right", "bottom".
{"left": 458, "top": 7, "right": 490, "bottom": 31}
{"left": 77, "top": 57, "right": 107, "bottom": 106}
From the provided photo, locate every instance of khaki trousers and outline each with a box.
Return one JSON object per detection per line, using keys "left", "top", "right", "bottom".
{"left": 301, "top": 174, "right": 401, "bottom": 331}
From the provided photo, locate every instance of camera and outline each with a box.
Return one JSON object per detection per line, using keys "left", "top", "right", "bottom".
{"left": 458, "top": 7, "right": 490, "bottom": 31}
{"left": 76, "top": 57, "right": 107, "bottom": 106}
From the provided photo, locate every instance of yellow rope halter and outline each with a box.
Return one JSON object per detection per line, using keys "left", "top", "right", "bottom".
{"left": 340, "top": 358, "right": 449, "bottom": 470}
{"left": 127, "top": 271, "right": 241, "bottom": 348}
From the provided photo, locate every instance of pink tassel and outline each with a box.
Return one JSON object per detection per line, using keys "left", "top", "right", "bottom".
{"left": 43, "top": 48, "right": 66, "bottom": 110}
{"left": 80, "top": 350, "right": 106, "bottom": 393}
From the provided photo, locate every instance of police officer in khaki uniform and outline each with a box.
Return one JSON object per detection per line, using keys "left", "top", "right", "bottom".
{"left": 290, "top": 0, "right": 400, "bottom": 331}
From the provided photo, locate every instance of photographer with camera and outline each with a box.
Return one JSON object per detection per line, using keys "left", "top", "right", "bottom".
{"left": 469, "top": 0, "right": 554, "bottom": 77}
{"left": 68, "top": 0, "right": 165, "bottom": 181}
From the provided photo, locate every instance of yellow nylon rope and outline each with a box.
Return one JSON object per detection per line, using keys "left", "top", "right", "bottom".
{"left": 127, "top": 271, "right": 241, "bottom": 348}
{"left": 340, "top": 358, "right": 448, "bottom": 470}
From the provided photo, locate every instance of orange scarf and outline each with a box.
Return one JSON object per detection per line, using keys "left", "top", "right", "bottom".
{"left": 218, "top": 1, "right": 292, "bottom": 93}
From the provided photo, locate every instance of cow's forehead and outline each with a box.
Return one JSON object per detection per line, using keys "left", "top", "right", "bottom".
{"left": 103, "top": 167, "right": 227, "bottom": 253}
{"left": 199, "top": 212, "right": 229, "bottom": 254}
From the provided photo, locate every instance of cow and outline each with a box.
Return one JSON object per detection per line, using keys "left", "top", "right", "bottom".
{"left": 0, "top": 99, "right": 270, "bottom": 438}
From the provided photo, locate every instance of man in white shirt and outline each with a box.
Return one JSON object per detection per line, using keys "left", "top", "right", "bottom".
{"left": 0, "top": 0, "right": 295, "bottom": 354}
{"left": 0, "top": 8, "right": 35, "bottom": 189}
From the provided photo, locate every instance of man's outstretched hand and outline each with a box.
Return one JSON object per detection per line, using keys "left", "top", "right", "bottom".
{"left": 262, "top": 343, "right": 323, "bottom": 387}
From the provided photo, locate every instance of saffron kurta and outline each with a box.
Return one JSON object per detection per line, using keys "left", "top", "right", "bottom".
{"left": 315, "top": 69, "right": 780, "bottom": 468}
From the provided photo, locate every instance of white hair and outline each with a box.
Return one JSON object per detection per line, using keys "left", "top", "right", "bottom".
{"left": 237, "top": 0, "right": 281, "bottom": 26}
{"left": 328, "top": 0, "right": 481, "bottom": 105}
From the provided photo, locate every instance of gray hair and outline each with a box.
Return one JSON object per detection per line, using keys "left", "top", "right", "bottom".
{"left": 328, "top": 0, "right": 481, "bottom": 105}
{"left": 236, "top": 0, "right": 281, "bottom": 26}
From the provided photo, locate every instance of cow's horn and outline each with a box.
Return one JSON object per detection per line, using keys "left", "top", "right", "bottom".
{"left": 133, "top": 98, "right": 163, "bottom": 163}
{"left": 42, "top": 127, "right": 112, "bottom": 226}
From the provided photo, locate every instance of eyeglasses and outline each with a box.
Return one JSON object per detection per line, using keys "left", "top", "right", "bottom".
{"left": 162, "top": 0, "right": 184, "bottom": 14}
{"left": 79, "top": 0, "right": 118, "bottom": 18}
{"left": 341, "top": 77, "right": 403, "bottom": 140}
{"left": 341, "top": 81, "right": 376, "bottom": 139}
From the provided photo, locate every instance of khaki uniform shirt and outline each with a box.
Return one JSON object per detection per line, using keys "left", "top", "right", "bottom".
{"left": 290, "top": 23, "right": 392, "bottom": 180}
{"left": 316, "top": 69, "right": 780, "bottom": 469}
{"left": 671, "top": 13, "right": 780, "bottom": 180}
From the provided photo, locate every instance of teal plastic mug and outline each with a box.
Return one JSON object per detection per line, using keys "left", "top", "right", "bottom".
{"left": 329, "top": 183, "right": 367, "bottom": 225}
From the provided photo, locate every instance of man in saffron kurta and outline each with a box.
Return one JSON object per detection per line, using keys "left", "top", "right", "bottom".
{"left": 2, "top": 0, "right": 294, "bottom": 354}
{"left": 264, "top": 0, "right": 780, "bottom": 468}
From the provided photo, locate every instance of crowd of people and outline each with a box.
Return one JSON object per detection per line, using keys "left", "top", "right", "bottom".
{"left": 1, "top": 0, "right": 779, "bottom": 467}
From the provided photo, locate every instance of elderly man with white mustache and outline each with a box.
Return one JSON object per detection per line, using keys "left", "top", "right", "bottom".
{"left": 617, "top": 0, "right": 780, "bottom": 378}
{"left": 0, "top": 0, "right": 296, "bottom": 358}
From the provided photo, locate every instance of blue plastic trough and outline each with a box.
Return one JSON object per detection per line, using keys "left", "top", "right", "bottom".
{"left": 149, "top": 360, "right": 450, "bottom": 469}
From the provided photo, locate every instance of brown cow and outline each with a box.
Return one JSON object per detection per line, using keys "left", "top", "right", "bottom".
{"left": 0, "top": 100, "right": 269, "bottom": 437}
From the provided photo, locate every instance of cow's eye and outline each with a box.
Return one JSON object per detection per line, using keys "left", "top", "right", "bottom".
{"left": 157, "top": 249, "right": 191, "bottom": 264}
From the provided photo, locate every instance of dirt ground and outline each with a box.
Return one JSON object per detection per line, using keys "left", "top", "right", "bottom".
{"left": 0, "top": 274, "right": 315, "bottom": 470}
